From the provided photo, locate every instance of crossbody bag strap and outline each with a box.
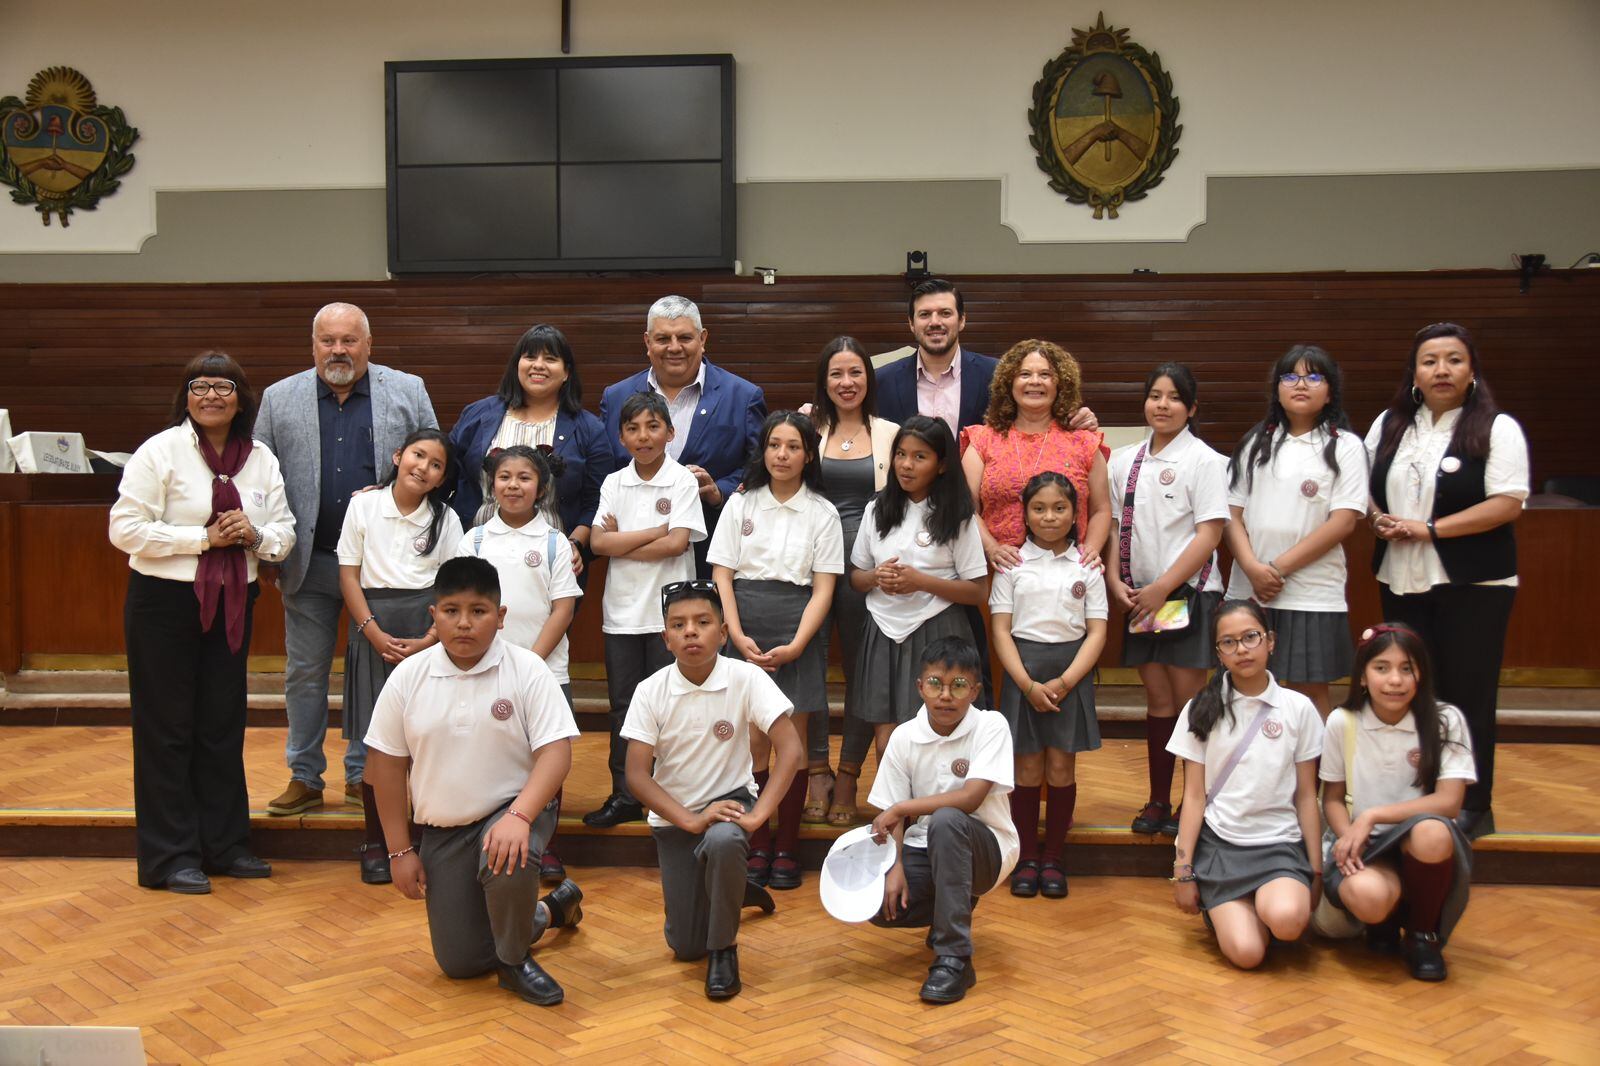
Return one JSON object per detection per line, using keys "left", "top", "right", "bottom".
{"left": 1204, "top": 698, "right": 1277, "bottom": 806}
{"left": 1343, "top": 709, "right": 1358, "bottom": 818}
{"left": 1118, "top": 443, "right": 1148, "bottom": 588}
{"left": 547, "top": 528, "right": 560, "bottom": 575}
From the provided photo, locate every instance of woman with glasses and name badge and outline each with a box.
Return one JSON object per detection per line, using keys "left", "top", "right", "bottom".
{"left": 1364, "top": 324, "right": 1529, "bottom": 841}
{"left": 110, "top": 354, "right": 296, "bottom": 895}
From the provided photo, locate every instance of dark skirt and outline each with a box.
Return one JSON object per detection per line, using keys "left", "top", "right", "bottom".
{"left": 855, "top": 605, "right": 974, "bottom": 725}
{"left": 1194, "top": 821, "right": 1313, "bottom": 910}
{"left": 998, "top": 637, "right": 1101, "bottom": 755}
{"left": 728, "top": 579, "right": 828, "bottom": 714}
{"left": 1121, "top": 590, "right": 1223, "bottom": 670}
{"left": 343, "top": 587, "right": 435, "bottom": 744}
{"left": 1264, "top": 607, "right": 1352, "bottom": 684}
{"left": 1323, "top": 813, "right": 1473, "bottom": 945}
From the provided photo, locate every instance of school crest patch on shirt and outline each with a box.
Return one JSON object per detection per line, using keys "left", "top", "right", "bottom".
{"left": 951, "top": 758, "right": 970, "bottom": 778}
{"left": 741, "top": 518, "right": 754, "bottom": 536}
{"left": 1300, "top": 479, "right": 1320, "bottom": 499}
{"left": 655, "top": 497, "right": 672, "bottom": 515}
{"left": 1071, "top": 580, "right": 1086, "bottom": 599}
{"left": 251, "top": 490, "right": 265, "bottom": 507}
{"left": 1261, "top": 719, "right": 1283, "bottom": 740}
{"left": 524, "top": 550, "right": 542, "bottom": 568}
{"left": 1158, "top": 468, "right": 1176, "bottom": 486}
{"left": 1407, "top": 747, "right": 1421, "bottom": 768}
{"left": 712, "top": 719, "right": 735, "bottom": 741}
{"left": 914, "top": 530, "right": 933, "bottom": 547}
{"left": 412, "top": 534, "right": 430, "bottom": 553}
{"left": 490, "top": 698, "right": 514, "bottom": 721}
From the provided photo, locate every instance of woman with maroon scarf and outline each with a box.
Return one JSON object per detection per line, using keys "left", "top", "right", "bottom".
{"left": 110, "top": 351, "right": 296, "bottom": 893}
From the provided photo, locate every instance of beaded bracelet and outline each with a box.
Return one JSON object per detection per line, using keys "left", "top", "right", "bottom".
{"left": 387, "top": 845, "right": 416, "bottom": 861}
{"left": 355, "top": 615, "right": 377, "bottom": 634}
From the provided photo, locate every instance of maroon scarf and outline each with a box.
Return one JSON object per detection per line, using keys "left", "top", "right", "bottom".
{"left": 194, "top": 429, "right": 253, "bottom": 653}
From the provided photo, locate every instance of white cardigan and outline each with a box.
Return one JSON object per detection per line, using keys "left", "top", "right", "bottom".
{"left": 817, "top": 416, "right": 900, "bottom": 491}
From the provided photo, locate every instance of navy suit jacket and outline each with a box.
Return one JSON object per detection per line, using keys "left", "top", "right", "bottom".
{"left": 875, "top": 348, "right": 996, "bottom": 435}
{"left": 447, "top": 396, "right": 613, "bottom": 533}
{"left": 599, "top": 360, "right": 766, "bottom": 501}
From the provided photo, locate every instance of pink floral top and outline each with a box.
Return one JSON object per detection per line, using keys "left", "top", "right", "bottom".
{"left": 961, "top": 423, "right": 1104, "bottom": 547}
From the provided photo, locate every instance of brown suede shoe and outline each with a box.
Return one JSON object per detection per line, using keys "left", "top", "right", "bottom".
{"left": 344, "top": 782, "right": 363, "bottom": 808}
{"left": 266, "top": 779, "right": 324, "bottom": 816}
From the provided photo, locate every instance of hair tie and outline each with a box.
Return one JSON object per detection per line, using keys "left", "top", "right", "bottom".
{"left": 1358, "top": 623, "right": 1412, "bottom": 648}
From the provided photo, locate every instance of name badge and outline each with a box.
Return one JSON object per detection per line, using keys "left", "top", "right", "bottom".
{"left": 1440, "top": 457, "right": 1461, "bottom": 474}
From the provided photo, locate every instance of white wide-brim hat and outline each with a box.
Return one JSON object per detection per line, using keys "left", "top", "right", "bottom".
{"left": 820, "top": 825, "right": 898, "bottom": 923}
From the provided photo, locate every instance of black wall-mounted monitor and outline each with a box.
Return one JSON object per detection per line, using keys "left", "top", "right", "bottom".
{"left": 385, "top": 54, "right": 735, "bottom": 273}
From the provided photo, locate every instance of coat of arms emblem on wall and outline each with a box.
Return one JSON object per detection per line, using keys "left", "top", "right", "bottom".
{"left": 1, "top": 67, "right": 140, "bottom": 226}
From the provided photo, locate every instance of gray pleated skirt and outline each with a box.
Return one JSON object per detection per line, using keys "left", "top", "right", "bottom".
{"left": 1263, "top": 607, "right": 1352, "bottom": 684}
{"left": 1194, "top": 821, "right": 1314, "bottom": 910}
{"left": 343, "top": 587, "right": 435, "bottom": 743}
{"left": 728, "top": 579, "right": 828, "bottom": 714}
{"left": 855, "top": 605, "right": 974, "bottom": 725}
{"left": 998, "top": 637, "right": 1101, "bottom": 755}
{"left": 1121, "top": 589, "right": 1223, "bottom": 670}
{"left": 1322, "top": 813, "right": 1473, "bottom": 945}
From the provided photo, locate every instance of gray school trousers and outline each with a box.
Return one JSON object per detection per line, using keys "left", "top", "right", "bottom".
{"left": 649, "top": 790, "right": 754, "bottom": 960}
{"left": 420, "top": 797, "right": 557, "bottom": 978}
{"left": 870, "top": 806, "right": 1001, "bottom": 958}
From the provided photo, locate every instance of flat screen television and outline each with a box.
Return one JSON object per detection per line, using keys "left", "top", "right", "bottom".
{"left": 385, "top": 54, "right": 735, "bottom": 273}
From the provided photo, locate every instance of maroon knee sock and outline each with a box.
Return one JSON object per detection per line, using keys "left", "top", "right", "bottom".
{"left": 1010, "top": 785, "right": 1042, "bottom": 861}
{"left": 361, "top": 783, "right": 383, "bottom": 847}
{"left": 749, "top": 770, "right": 772, "bottom": 852}
{"left": 1041, "top": 784, "right": 1077, "bottom": 864}
{"left": 1146, "top": 716, "right": 1179, "bottom": 806}
{"left": 1401, "top": 852, "right": 1454, "bottom": 933}
{"left": 774, "top": 774, "right": 808, "bottom": 854}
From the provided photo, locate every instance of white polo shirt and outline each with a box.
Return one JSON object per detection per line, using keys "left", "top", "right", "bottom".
{"left": 336, "top": 485, "right": 464, "bottom": 589}
{"left": 988, "top": 540, "right": 1108, "bottom": 643}
{"left": 594, "top": 455, "right": 707, "bottom": 634}
{"left": 1166, "top": 676, "right": 1323, "bottom": 847}
{"left": 849, "top": 499, "right": 988, "bottom": 642}
{"left": 1224, "top": 427, "right": 1368, "bottom": 611}
{"left": 707, "top": 484, "right": 845, "bottom": 585}
{"left": 1320, "top": 703, "right": 1476, "bottom": 828}
{"left": 1107, "top": 428, "right": 1228, "bottom": 593}
{"left": 364, "top": 639, "right": 579, "bottom": 827}
{"left": 620, "top": 657, "right": 793, "bottom": 829}
{"left": 456, "top": 515, "right": 582, "bottom": 684}
{"left": 1364, "top": 409, "right": 1529, "bottom": 595}
{"left": 868, "top": 706, "right": 1019, "bottom": 890}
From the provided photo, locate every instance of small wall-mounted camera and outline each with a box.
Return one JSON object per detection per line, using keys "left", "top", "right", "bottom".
{"left": 906, "top": 250, "right": 930, "bottom": 281}
{"left": 755, "top": 267, "right": 778, "bottom": 285}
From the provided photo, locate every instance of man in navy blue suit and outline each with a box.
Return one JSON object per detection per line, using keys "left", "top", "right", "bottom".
{"left": 875, "top": 279, "right": 995, "bottom": 436}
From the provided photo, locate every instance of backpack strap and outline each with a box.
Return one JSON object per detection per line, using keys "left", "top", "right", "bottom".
{"left": 547, "top": 528, "right": 560, "bottom": 574}
{"left": 472, "top": 525, "right": 485, "bottom": 556}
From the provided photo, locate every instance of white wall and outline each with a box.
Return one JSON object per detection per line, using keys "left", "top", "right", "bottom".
{"left": 3, "top": 0, "right": 1597, "bottom": 254}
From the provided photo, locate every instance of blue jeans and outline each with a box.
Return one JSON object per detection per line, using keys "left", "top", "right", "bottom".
{"left": 281, "top": 547, "right": 361, "bottom": 788}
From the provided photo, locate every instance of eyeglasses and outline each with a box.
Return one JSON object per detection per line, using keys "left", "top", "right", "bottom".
{"left": 188, "top": 380, "right": 236, "bottom": 397}
{"left": 1278, "top": 373, "right": 1326, "bottom": 388}
{"left": 917, "top": 676, "right": 974, "bottom": 698}
{"left": 661, "top": 579, "right": 720, "bottom": 614}
{"left": 1215, "top": 629, "right": 1267, "bottom": 655}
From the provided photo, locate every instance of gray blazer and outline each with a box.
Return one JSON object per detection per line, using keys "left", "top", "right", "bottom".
{"left": 254, "top": 364, "right": 438, "bottom": 595}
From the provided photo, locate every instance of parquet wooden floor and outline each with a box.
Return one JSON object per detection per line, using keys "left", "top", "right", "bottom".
{"left": 2, "top": 726, "right": 1597, "bottom": 838}
{"left": 0, "top": 858, "right": 1597, "bottom": 1064}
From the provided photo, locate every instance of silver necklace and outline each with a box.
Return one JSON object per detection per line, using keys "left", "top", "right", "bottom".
{"left": 837, "top": 425, "right": 865, "bottom": 453}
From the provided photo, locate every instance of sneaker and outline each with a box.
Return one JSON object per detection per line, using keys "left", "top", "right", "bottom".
{"left": 344, "top": 782, "right": 363, "bottom": 808}
{"left": 1131, "top": 802, "right": 1170, "bottom": 835}
{"left": 267, "top": 779, "right": 324, "bottom": 816}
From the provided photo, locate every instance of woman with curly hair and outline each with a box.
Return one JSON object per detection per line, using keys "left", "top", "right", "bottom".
{"left": 960, "top": 340, "right": 1110, "bottom": 574}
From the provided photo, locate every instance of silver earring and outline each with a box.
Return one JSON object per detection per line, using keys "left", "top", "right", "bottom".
{"left": 1411, "top": 385, "right": 1423, "bottom": 405}
{"left": 1468, "top": 378, "right": 1478, "bottom": 396}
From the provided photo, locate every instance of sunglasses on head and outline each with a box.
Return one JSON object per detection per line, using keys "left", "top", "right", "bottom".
{"left": 661, "top": 579, "right": 720, "bottom": 614}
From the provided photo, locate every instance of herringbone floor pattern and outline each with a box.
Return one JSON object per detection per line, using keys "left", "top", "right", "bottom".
{"left": 1, "top": 859, "right": 1597, "bottom": 1064}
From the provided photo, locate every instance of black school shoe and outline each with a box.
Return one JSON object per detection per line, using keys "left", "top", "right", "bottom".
{"left": 1131, "top": 802, "right": 1171, "bottom": 835}
{"left": 1455, "top": 808, "right": 1495, "bottom": 841}
{"left": 162, "top": 868, "right": 212, "bottom": 895}
{"left": 1010, "top": 860, "right": 1040, "bottom": 898}
{"left": 539, "top": 850, "right": 567, "bottom": 885}
{"left": 746, "top": 849, "right": 772, "bottom": 888}
{"left": 768, "top": 852, "right": 802, "bottom": 890}
{"left": 1159, "top": 805, "right": 1182, "bottom": 837}
{"left": 920, "top": 956, "right": 976, "bottom": 1004}
{"left": 705, "top": 946, "right": 741, "bottom": 999}
{"left": 743, "top": 881, "right": 776, "bottom": 915}
{"left": 1403, "top": 931, "right": 1448, "bottom": 981}
{"left": 582, "top": 793, "right": 644, "bottom": 828}
{"left": 498, "top": 954, "right": 564, "bottom": 1005}
{"left": 1039, "top": 861, "right": 1069, "bottom": 899}
{"left": 540, "top": 879, "right": 584, "bottom": 930}
{"left": 357, "top": 843, "right": 392, "bottom": 885}
{"left": 205, "top": 854, "right": 272, "bottom": 879}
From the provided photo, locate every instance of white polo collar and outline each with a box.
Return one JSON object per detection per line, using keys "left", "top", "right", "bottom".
{"left": 755, "top": 484, "right": 811, "bottom": 512}
{"left": 619, "top": 452, "right": 683, "bottom": 487}
{"left": 668, "top": 656, "right": 730, "bottom": 695}
{"left": 1147, "top": 425, "right": 1197, "bottom": 463}
{"left": 1359, "top": 702, "right": 1418, "bottom": 734}
{"left": 1280, "top": 424, "right": 1330, "bottom": 448}
{"left": 378, "top": 485, "right": 433, "bottom": 526}
{"left": 426, "top": 637, "right": 507, "bottom": 678}
{"left": 1222, "top": 671, "right": 1288, "bottom": 708}
{"left": 1017, "top": 539, "right": 1075, "bottom": 564}
{"left": 486, "top": 514, "right": 552, "bottom": 539}
{"left": 904, "top": 704, "right": 979, "bottom": 745}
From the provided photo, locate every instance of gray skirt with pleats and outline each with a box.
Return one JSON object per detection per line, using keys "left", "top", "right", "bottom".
{"left": 997, "top": 637, "right": 1101, "bottom": 755}
{"left": 728, "top": 579, "right": 828, "bottom": 714}
{"left": 1263, "top": 607, "right": 1353, "bottom": 684}
{"left": 854, "top": 605, "right": 974, "bottom": 725}
{"left": 343, "top": 587, "right": 434, "bottom": 743}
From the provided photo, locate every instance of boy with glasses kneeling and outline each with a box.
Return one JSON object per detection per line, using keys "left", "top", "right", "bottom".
{"left": 866, "top": 637, "right": 1018, "bottom": 1004}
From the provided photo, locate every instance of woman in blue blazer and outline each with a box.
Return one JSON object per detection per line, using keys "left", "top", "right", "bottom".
{"left": 449, "top": 324, "right": 613, "bottom": 581}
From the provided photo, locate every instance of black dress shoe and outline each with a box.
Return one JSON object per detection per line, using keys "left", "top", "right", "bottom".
{"left": 705, "top": 946, "right": 741, "bottom": 999}
{"left": 768, "top": 852, "right": 801, "bottom": 890}
{"left": 539, "top": 850, "right": 567, "bottom": 885}
{"left": 164, "top": 868, "right": 212, "bottom": 895}
{"left": 1010, "top": 860, "right": 1040, "bottom": 898}
{"left": 920, "top": 956, "right": 976, "bottom": 1004}
{"left": 1455, "top": 808, "right": 1495, "bottom": 841}
{"left": 1159, "top": 805, "right": 1182, "bottom": 837}
{"left": 582, "top": 794, "right": 645, "bottom": 828}
{"left": 497, "top": 954, "right": 564, "bottom": 1006}
{"left": 1131, "top": 802, "right": 1171, "bottom": 835}
{"left": 357, "top": 843, "right": 392, "bottom": 885}
{"left": 215, "top": 855, "right": 272, "bottom": 879}
{"left": 742, "top": 881, "right": 776, "bottom": 915}
{"left": 1403, "top": 930, "right": 1448, "bottom": 981}
{"left": 540, "top": 878, "right": 584, "bottom": 930}
{"left": 1038, "top": 861, "right": 1069, "bottom": 899}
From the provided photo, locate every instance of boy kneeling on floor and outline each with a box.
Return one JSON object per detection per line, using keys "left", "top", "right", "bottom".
{"left": 623, "top": 579, "right": 803, "bottom": 999}
{"left": 868, "top": 636, "right": 1018, "bottom": 1004}
{"left": 365, "top": 556, "right": 584, "bottom": 1007}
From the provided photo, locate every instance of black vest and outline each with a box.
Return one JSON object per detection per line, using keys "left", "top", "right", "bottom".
{"left": 1370, "top": 426, "right": 1517, "bottom": 584}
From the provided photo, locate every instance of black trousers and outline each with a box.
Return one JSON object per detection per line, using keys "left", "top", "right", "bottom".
{"left": 1380, "top": 582, "right": 1515, "bottom": 810}
{"left": 603, "top": 632, "right": 673, "bottom": 798}
{"left": 125, "top": 572, "right": 258, "bottom": 886}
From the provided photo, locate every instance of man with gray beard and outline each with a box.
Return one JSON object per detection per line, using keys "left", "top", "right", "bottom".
{"left": 254, "top": 303, "right": 436, "bottom": 883}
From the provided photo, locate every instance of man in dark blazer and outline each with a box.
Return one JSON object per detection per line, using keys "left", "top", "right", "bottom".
{"left": 254, "top": 302, "right": 437, "bottom": 852}
{"left": 875, "top": 278, "right": 996, "bottom": 436}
